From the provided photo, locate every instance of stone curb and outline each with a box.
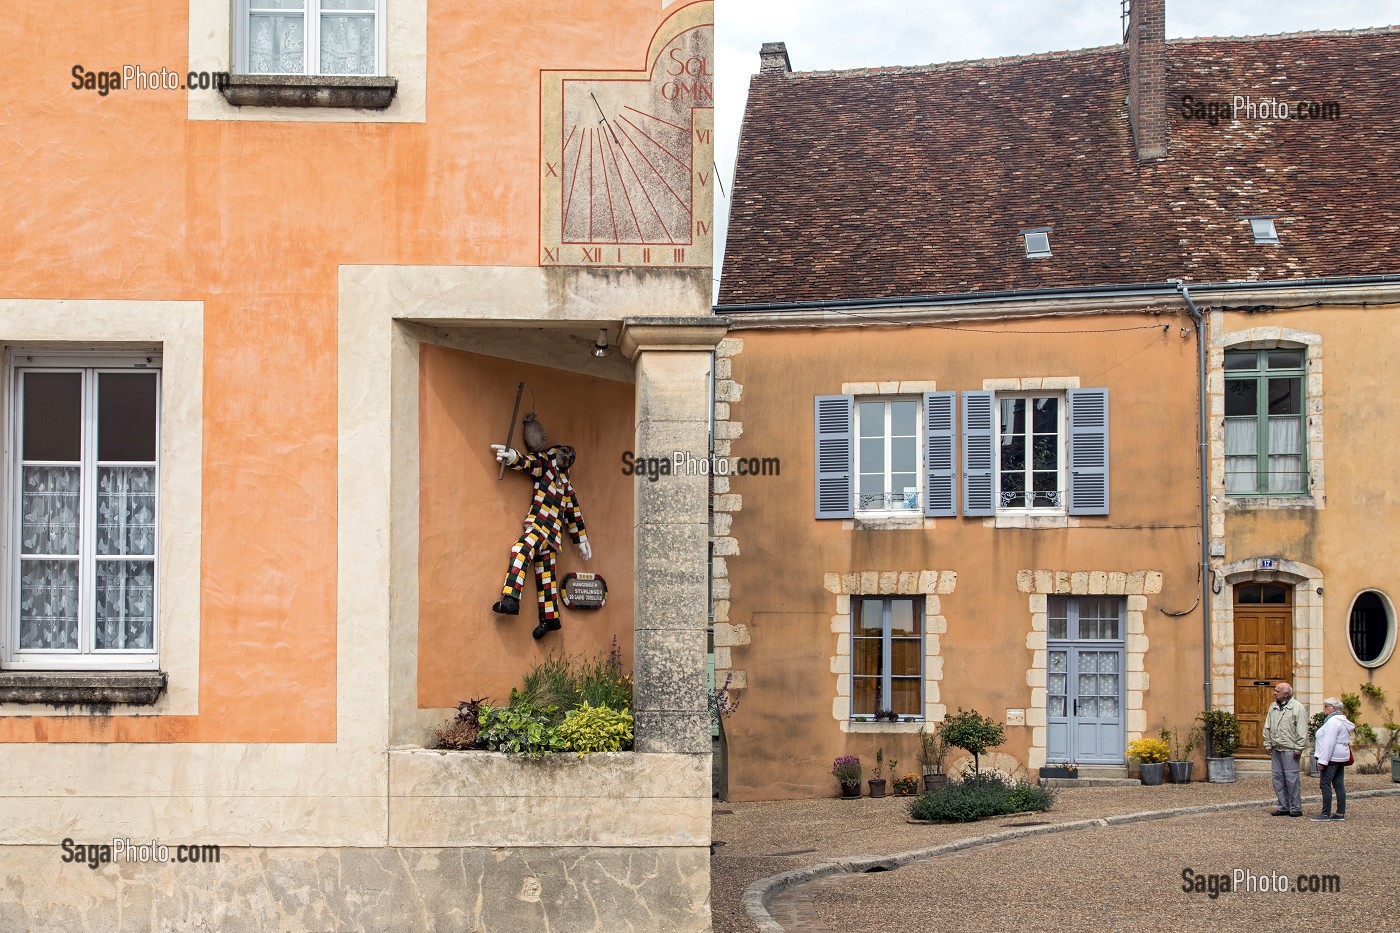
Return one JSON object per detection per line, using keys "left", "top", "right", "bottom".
{"left": 740, "top": 787, "right": 1400, "bottom": 932}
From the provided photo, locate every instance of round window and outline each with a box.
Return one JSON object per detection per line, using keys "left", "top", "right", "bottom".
{"left": 1347, "top": 591, "right": 1395, "bottom": 667}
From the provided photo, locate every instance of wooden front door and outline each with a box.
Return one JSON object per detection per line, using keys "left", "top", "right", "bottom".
{"left": 1233, "top": 583, "right": 1293, "bottom": 758}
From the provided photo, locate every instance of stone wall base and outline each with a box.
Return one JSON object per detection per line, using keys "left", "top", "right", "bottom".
{"left": 0, "top": 844, "right": 710, "bottom": 931}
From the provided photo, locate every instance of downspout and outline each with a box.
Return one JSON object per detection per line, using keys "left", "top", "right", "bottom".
{"left": 1168, "top": 280, "right": 1213, "bottom": 724}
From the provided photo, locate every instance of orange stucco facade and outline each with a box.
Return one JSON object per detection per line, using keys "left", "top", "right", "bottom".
{"left": 714, "top": 312, "right": 1208, "bottom": 799}
{"left": 1, "top": 0, "right": 700, "bottom": 743}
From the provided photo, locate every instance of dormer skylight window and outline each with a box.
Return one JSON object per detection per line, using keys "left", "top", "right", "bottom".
{"left": 1022, "top": 228, "right": 1052, "bottom": 258}
{"left": 1247, "top": 217, "right": 1279, "bottom": 244}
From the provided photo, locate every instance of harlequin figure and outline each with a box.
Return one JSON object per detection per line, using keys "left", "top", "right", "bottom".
{"left": 490, "top": 443, "right": 592, "bottom": 639}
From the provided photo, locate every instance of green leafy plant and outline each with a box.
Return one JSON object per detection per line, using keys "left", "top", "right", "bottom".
{"left": 872, "top": 748, "right": 885, "bottom": 781}
{"left": 433, "top": 696, "right": 488, "bottom": 750}
{"left": 1127, "top": 736, "right": 1170, "bottom": 764}
{"left": 917, "top": 722, "right": 947, "bottom": 775}
{"left": 478, "top": 693, "right": 567, "bottom": 757}
{"left": 1198, "top": 709, "right": 1241, "bottom": 757}
{"left": 940, "top": 708, "right": 1005, "bottom": 776}
{"left": 1352, "top": 683, "right": 1400, "bottom": 773}
{"left": 575, "top": 638, "right": 634, "bottom": 711}
{"left": 516, "top": 640, "right": 633, "bottom": 724}
{"left": 1159, "top": 725, "right": 1201, "bottom": 761}
{"left": 558, "top": 702, "right": 634, "bottom": 756}
{"left": 908, "top": 772, "right": 1054, "bottom": 822}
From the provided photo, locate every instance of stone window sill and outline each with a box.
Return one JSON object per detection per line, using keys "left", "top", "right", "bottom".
{"left": 0, "top": 670, "right": 167, "bottom": 706}
{"left": 1225, "top": 495, "right": 1320, "bottom": 511}
{"left": 843, "top": 720, "right": 924, "bottom": 734}
{"left": 221, "top": 75, "right": 398, "bottom": 110}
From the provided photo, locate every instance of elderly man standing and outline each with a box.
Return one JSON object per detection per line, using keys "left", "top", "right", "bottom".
{"left": 1262, "top": 682, "right": 1309, "bottom": 817}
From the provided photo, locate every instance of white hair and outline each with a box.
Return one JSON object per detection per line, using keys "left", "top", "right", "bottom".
{"left": 1323, "top": 697, "right": 1343, "bottom": 710}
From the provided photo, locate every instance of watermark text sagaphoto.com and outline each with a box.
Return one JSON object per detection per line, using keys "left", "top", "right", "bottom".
{"left": 61, "top": 838, "right": 220, "bottom": 870}
{"left": 620, "top": 450, "right": 780, "bottom": 482}
{"left": 1181, "top": 867, "right": 1341, "bottom": 898}
{"left": 1180, "top": 94, "right": 1342, "bottom": 126}
{"left": 71, "top": 65, "right": 231, "bottom": 96}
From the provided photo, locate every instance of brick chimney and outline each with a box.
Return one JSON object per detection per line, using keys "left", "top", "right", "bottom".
{"left": 759, "top": 42, "right": 791, "bottom": 76}
{"left": 1126, "top": 0, "right": 1167, "bottom": 159}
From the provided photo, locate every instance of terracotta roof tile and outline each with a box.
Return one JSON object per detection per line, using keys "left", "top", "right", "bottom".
{"left": 719, "top": 29, "right": 1400, "bottom": 305}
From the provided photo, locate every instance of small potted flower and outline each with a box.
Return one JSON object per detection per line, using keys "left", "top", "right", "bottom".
{"left": 831, "top": 755, "right": 862, "bottom": 798}
{"left": 1162, "top": 725, "right": 1202, "bottom": 783}
{"left": 869, "top": 748, "right": 888, "bottom": 798}
{"left": 1127, "top": 736, "right": 1170, "bottom": 785}
{"left": 893, "top": 772, "right": 921, "bottom": 796}
{"left": 1038, "top": 759, "right": 1078, "bottom": 780}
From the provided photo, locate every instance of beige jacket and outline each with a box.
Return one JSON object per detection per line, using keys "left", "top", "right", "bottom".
{"left": 1262, "top": 697, "right": 1309, "bottom": 752}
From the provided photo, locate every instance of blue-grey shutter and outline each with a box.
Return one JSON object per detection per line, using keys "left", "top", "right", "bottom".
{"left": 924, "top": 392, "right": 956, "bottom": 517}
{"left": 1067, "top": 388, "right": 1109, "bottom": 515}
{"left": 962, "top": 391, "right": 995, "bottom": 516}
{"left": 814, "top": 395, "right": 854, "bottom": 519}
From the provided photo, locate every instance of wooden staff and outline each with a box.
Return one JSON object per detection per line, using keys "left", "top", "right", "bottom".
{"left": 499, "top": 382, "right": 526, "bottom": 479}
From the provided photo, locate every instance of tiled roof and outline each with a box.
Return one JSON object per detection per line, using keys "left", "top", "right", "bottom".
{"left": 718, "top": 28, "right": 1400, "bottom": 305}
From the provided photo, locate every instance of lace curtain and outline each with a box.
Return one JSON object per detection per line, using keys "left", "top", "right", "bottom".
{"left": 249, "top": 1, "right": 376, "bottom": 75}
{"left": 20, "top": 467, "right": 81, "bottom": 649}
{"left": 19, "top": 466, "right": 155, "bottom": 651}
{"left": 1226, "top": 417, "right": 1302, "bottom": 493}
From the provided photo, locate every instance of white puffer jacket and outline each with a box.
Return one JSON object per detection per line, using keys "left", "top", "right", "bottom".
{"left": 1313, "top": 712, "right": 1355, "bottom": 767}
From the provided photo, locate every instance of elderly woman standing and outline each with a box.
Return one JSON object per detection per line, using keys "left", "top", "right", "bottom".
{"left": 1311, "top": 697, "right": 1355, "bottom": 822}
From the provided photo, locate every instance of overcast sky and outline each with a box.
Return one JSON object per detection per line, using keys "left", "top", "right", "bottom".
{"left": 712, "top": 0, "right": 1400, "bottom": 298}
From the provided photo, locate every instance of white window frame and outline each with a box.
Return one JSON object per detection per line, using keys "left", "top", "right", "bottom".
{"left": 994, "top": 391, "right": 1066, "bottom": 513}
{"left": 5, "top": 352, "right": 161, "bottom": 672}
{"left": 854, "top": 396, "right": 923, "bottom": 515}
{"left": 850, "top": 595, "right": 924, "bottom": 722}
{"left": 234, "top": 0, "right": 387, "bottom": 77}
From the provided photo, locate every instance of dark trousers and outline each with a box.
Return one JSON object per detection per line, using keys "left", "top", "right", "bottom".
{"left": 1319, "top": 762, "right": 1347, "bottom": 816}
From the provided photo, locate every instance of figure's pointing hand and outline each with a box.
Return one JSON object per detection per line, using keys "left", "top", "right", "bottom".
{"left": 491, "top": 444, "right": 518, "bottom": 465}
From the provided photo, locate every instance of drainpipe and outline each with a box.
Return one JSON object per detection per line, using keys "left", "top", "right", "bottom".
{"left": 1169, "top": 280, "right": 1213, "bottom": 724}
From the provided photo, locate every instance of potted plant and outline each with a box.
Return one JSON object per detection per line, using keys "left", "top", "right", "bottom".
{"left": 1127, "top": 736, "right": 1170, "bottom": 785}
{"left": 1162, "top": 725, "right": 1201, "bottom": 783}
{"left": 918, "top": 723, "right": 949, "bottom": 790}
{"left": 1038, "top": 759, "right": 1078, "bottom": 779}
{"left": 893, "top": 772, "right": 920, "bottom": 796}
{"left": 868, "top": 748, "right": 887, "bottom": 798}
{"left": 940, "top": 707, "right": 1005, "bottom": 776}
{"left": 831, "top": 755, "right": 862, "bottom": 798}
{"left": 1198, "top": 709, "right": 1240, "bottom": 783}
{"left": 874, "top": 708, "right": 898, "bottom": 722}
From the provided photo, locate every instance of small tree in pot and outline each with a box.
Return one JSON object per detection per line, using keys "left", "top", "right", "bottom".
{"left": 1198, "top": 709, "right": 1240, "bottom": 783}
{"left": 940, "top": 708, "right": 1005, "bottom": 777}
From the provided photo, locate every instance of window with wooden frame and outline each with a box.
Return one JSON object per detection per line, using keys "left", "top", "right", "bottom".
{"left": 7, "top": 353, "right": 161, "bottom": 670}
{"left": 1224, "top": 348, "right": 1306, "bottom": 495}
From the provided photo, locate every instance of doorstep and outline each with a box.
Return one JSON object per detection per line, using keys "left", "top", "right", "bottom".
{"left": 1041, "top": 765, "right": 1138, "bottom": 788}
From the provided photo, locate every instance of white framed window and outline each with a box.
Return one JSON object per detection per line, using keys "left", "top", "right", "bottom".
{"left": 851, "top": 595, "right": 923, "bottom": 721}
{"left": 856, "top": 398, "right": 921, "bottom": 513}
{"left": 6, "top": 353, "right": 161, "bottom": 671}
{"left": 236, "top": 0, "right": 386, "bottom": 76}
{"left": 996, "top": 393, "right": 1065, "bottom": 511}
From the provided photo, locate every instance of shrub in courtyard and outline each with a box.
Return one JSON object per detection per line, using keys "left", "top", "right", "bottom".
{"left": 908, "top": 772, "right": 1054, "bottom": 822}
